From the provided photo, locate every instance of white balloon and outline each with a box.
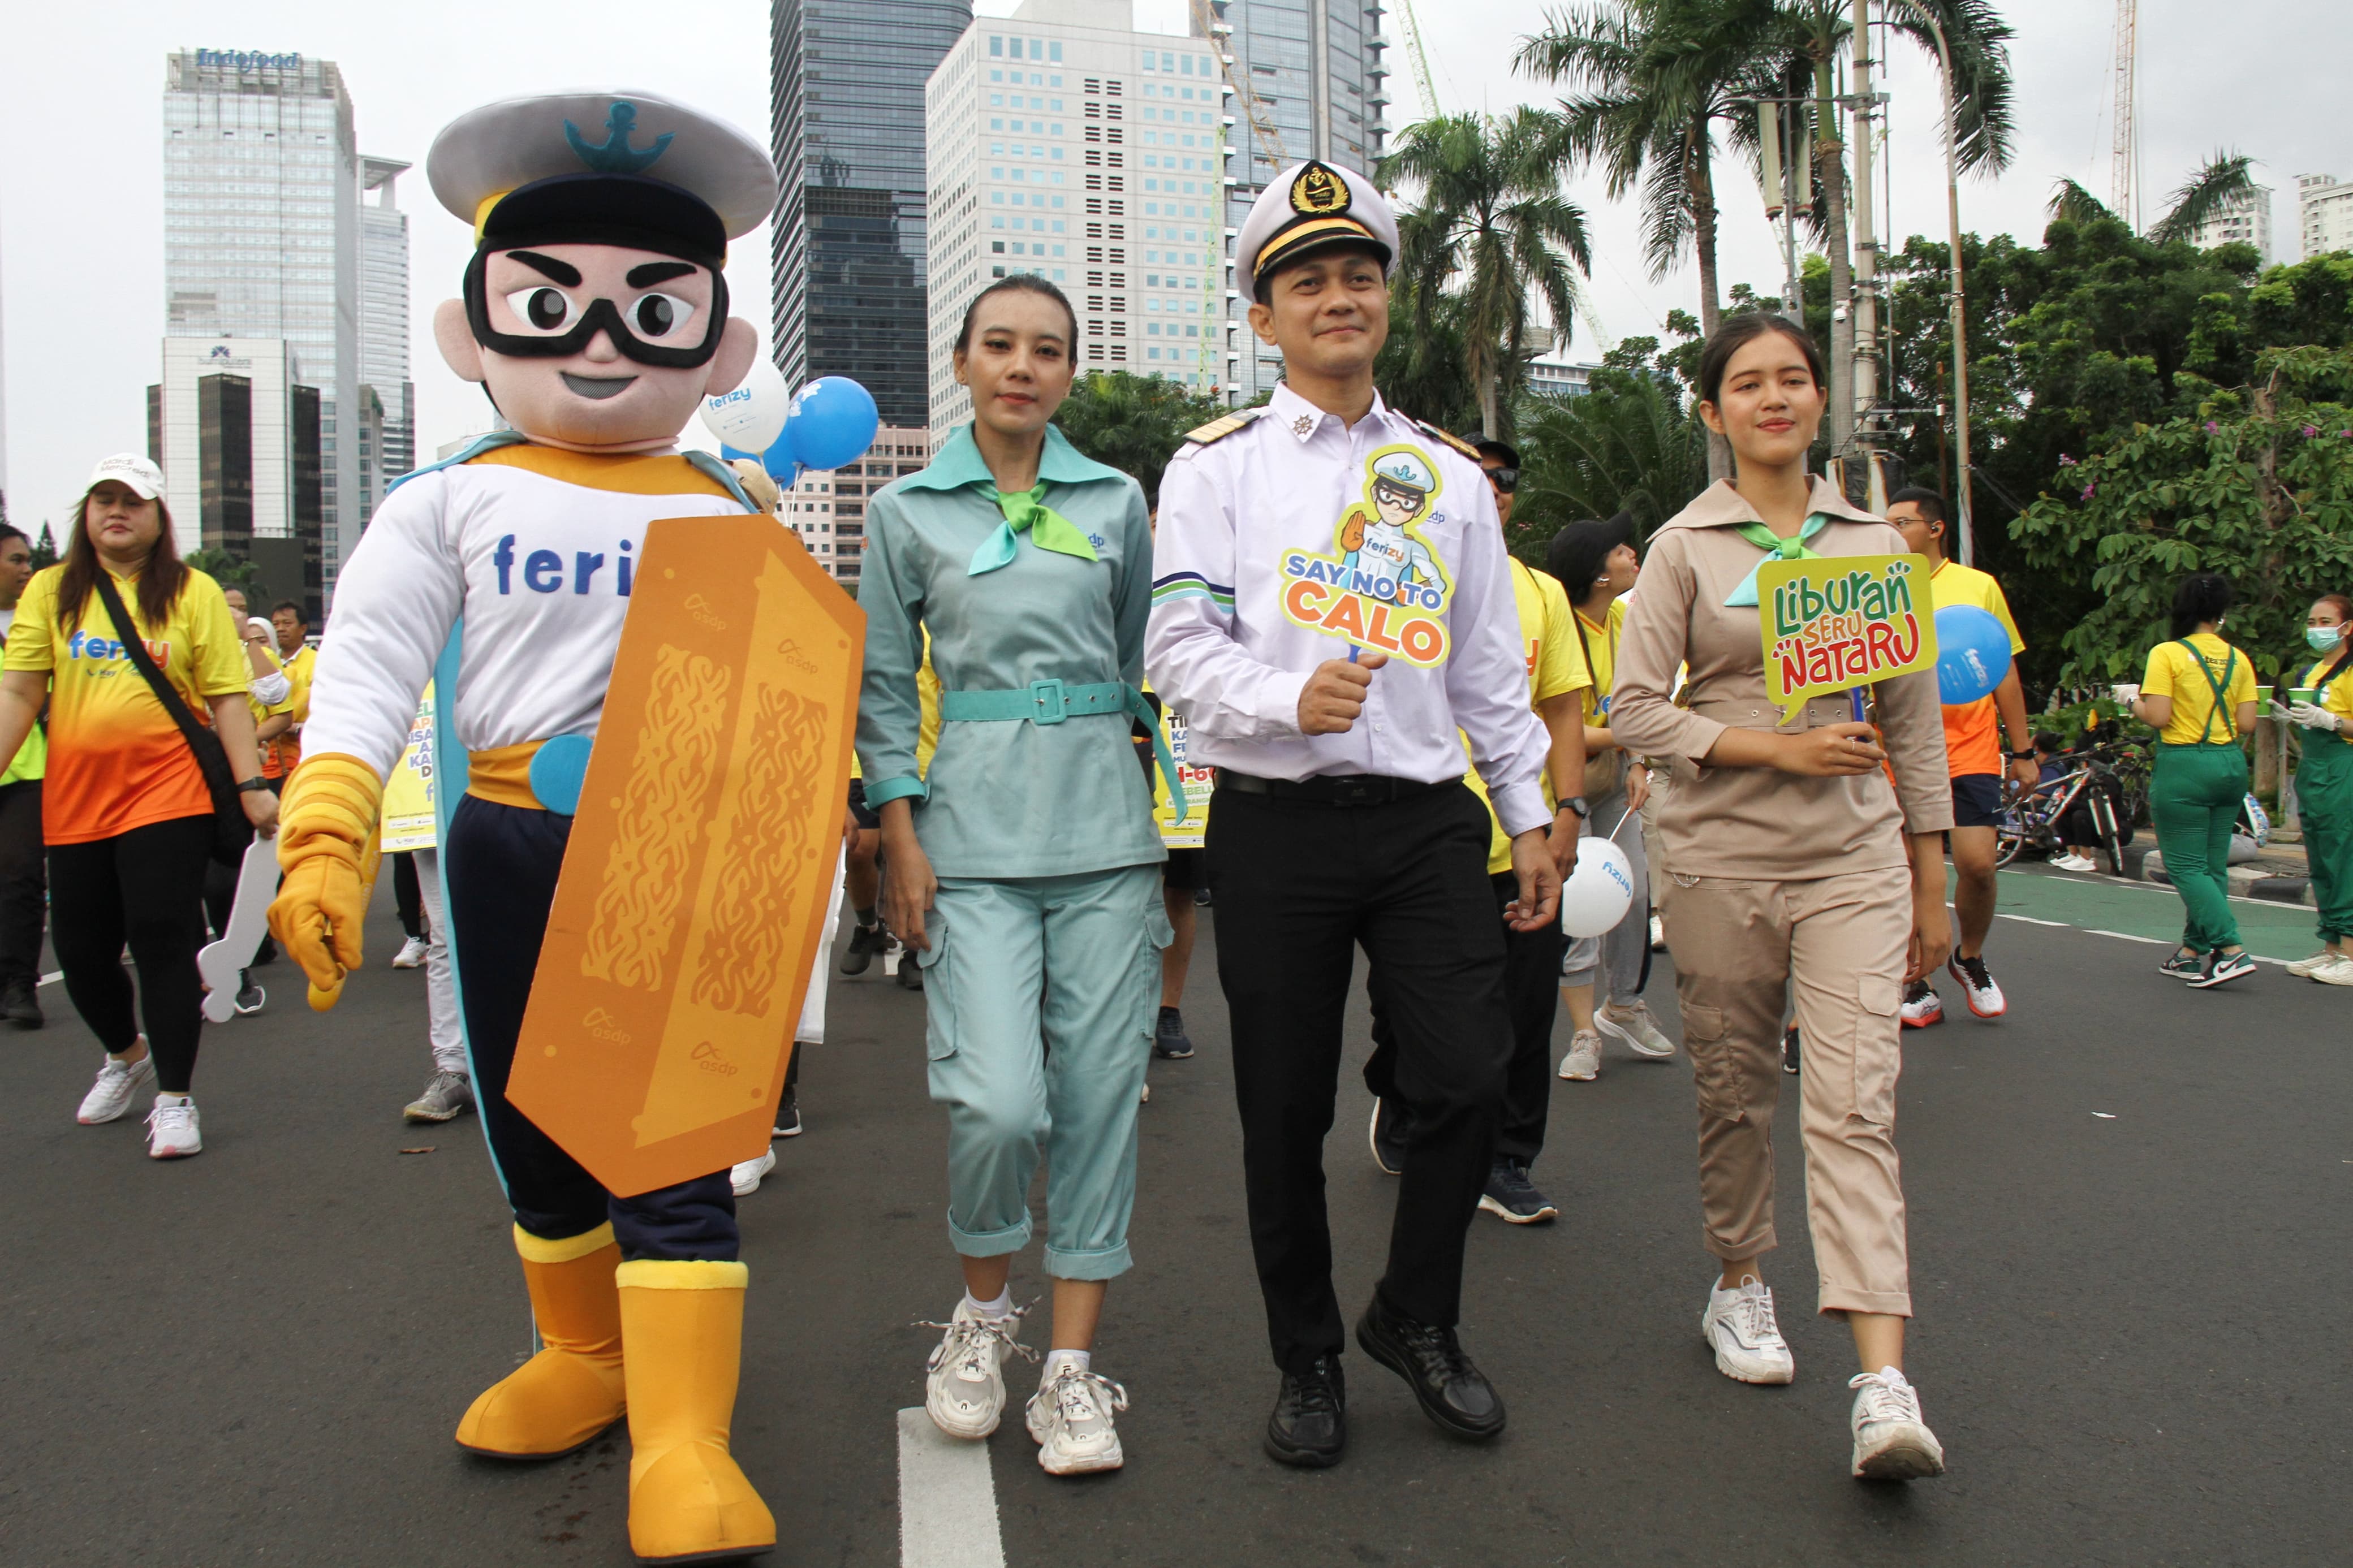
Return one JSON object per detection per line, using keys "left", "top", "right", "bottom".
{"left": 1559, "top": 837, "right": 1636, "bottom": 938}
{"left": 699, "top": 352, "right": 790, "bottom": 453}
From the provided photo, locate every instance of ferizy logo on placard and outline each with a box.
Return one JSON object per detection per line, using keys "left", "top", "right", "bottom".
{"left": 1277, "top": 444, "right": 1455, "bottom": 668}
{"left": 1757, "top": 554, "right": 1938, "bottom": 722}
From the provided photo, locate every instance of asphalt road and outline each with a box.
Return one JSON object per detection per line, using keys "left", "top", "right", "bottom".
{"left": 2, "top": 863, "right": 2346, "bottom": 1566}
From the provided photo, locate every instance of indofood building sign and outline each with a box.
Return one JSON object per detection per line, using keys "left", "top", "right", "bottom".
{"left": 194, "top": 50, "right": 305, "bottom": 71}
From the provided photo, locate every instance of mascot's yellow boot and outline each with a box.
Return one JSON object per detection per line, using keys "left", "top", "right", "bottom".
{"left": 617, "top": 1260, "right": 775, "bottom": 1564}
{"left": 456, "top": 1225, "right": 628, "bottom": 1458}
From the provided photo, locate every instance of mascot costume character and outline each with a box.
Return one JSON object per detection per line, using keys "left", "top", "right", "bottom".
{"left": 270, "top": 90, "right": 864, "bottom": 1564}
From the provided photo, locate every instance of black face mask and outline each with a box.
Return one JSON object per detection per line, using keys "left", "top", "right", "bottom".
{"left": 463, "top": 248, "right": 729, "bottom": 369}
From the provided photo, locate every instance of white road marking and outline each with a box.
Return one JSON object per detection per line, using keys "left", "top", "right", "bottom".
{"left": 897, "top": 1406, "right": 1005, "bottom": 1568}
{"left": 40, "top": 970, "right": 61, "bottom": 987}
{"left": 2084, "top": 929, "right": 2170, "bottom": 945}
{"left": 1996, "top": 914, "right": 2070, "bottom": 927}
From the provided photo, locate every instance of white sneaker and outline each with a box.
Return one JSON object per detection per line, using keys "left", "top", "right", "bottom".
{"left": 2287, "top": 949, "right": 2343, "bottom": 979}
{"left": 2050, "top": 851, "right": 2098, "bottom": 872}
{"left": 78, "top": 1048, "right": 156, "bottom": 1125}
{"left": 923, "top": 1300, "right": 1032, "bottom": 1439}
{"left": 1596, "top": 1000, "right": 1676, "bottom": 1058}
{"left": 1649, "top": 912, "right": 1666, "bottom": 952}
{"left": 145, "top": 1097, "right": 203, "bottom": 1159}
{"left": 1946, "top": 953, "right": 2006, "bottom": 1019}
{"left": 391, "top": 935, "right": 430, "bottom": 969}
{"left": 1848, "top": 1366, "right": 1947, "bottom": 1480}
{"left": 2313, "top": 954, "right": 2353, "bottom": 987}
{"left": 1025, "top": 1360, "right": 1129, "bottom": 1475}
{"left": 1701, "top": 1276, "right": 1795, "bottom": 1384}
{"left": 1558, "top": 1030, "right": 1602, "bottom": 1081}
{"left": 730, "top": 1148, "right": 777, "bottom": 1196}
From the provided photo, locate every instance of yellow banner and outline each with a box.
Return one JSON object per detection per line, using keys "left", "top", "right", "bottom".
{"left": 379, "top": 681, "right": 438, "bottom": 852}
{"left": 1151, "top": 702, "right": 1213, "bottom": 849}
{"left": 1757, "top": 554, "right": 1938, "bottom": 722}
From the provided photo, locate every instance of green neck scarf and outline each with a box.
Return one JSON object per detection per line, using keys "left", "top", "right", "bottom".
{"left": 967, "top": 482, "right": 1100, "bottom": 576}
{"left": 1723, "top": 515, "right": 1829, "bottom": 606}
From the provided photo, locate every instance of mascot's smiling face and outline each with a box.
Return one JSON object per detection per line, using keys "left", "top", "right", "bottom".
{"left": 433, "top": 241, "right": 755, "bottom": 454}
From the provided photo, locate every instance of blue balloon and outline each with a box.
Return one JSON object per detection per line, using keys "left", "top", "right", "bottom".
{"left": 1934, "top": 604, "right": 2012, "bottom": 704}
{"left": 759, "top": 428, "right": 800, "bottom": 485}
{"left": 785, "top": 376, "right": 880, "bottom": 472}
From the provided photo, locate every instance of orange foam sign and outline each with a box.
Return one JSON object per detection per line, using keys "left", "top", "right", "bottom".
{"left": 507, "top": 513, "right": 863, "bottom": 1197}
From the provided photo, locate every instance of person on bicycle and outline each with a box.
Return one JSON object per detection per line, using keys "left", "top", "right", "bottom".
{"left": 1886, "top": 490, "right": 2037, "bottom": 1025}
{"left": 2129, "top": 573, "right": 2259, "bottom": 988}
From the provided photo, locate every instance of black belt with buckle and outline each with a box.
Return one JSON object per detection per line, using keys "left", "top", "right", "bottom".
{"left": 1215, "top": 771, "right": 1451, "bottom": 807}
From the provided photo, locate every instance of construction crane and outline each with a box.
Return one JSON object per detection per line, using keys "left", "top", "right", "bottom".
{"left": 1190, "top": 0, "right": 1282, "bottom": 396}
{"left": 1194, "top": 0, "right": 1285, "bottom": 165}
{"left": 2112, "top": 0, "right": 2136, "bottom": 225}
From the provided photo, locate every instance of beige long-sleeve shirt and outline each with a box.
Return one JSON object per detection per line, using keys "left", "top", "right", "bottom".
{"left": 1611, "top": 478, "right": 1953, "bottom": 880}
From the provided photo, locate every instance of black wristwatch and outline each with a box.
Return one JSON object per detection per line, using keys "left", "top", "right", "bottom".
{"left": 1559, "top": 796, "right": 1591, "bottom": 820}
{"left": 2006, "top": 748, "right": 2037, "bottom": 762}
{"left": 235, "top": 777, "right": 271, "bottom": 794}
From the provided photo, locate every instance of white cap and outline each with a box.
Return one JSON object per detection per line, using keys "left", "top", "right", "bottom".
{"left": 1371, "top": 449, "right": 1436, "bottom": 493}
{"left": 88, "top": 452, "right": 164, "bottom": 500}
{"left": 1234, "top": 159, "right": 1398, "bottom": 304}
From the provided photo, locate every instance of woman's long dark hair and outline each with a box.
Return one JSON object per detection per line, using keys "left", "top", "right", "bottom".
{"left": 58, "top": 485, "right": 190, "bottom": 630}
{"left": 2167, "top": 572, "right": 2233, "bottom": 641}
{"left": 954, "top": 274, "right": 1079, "bottom": 354}
{"left": 1695, "top": 312, "right": 1826, "bottom": 408}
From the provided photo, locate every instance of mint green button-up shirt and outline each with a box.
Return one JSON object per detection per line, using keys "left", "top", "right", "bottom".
{"left": 855, "top": 423, "right": 1166, "bottom": 879}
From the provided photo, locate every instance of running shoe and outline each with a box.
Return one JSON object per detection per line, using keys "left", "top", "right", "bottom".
{"left": 1025, "top": 1362, "right": 1130, "bottom": 1475}
{"left": 78, "top": 1049, "right": 156, "bottom": 1125}
{"left": 1649, "top": 912, "right": 1666, "bottom": 952}
{"left": 2050, "top": 851, "right": 2098, "bottom": 872}
{"left": 1781, "top": 1025, "right": 1801, "bottom": 1075}
{"left": 145, "top": 1098, "right": 203, "bottom": 1159}
{"left": 2188, "top": 949, "right": 2256, "bottom": 988}
{"left": 773, "top": 1091, "right": 803, "bottom": 1138}
{"left": 841, "top": 921, "right": 887, "bottom": 977}
{"left": 1596, "top": 1000, "right": 1676, "bottom": 1058}
{"left": 1557, "top": 1030, "right": 1602, "bottom": 1081}
{"left": 391, "top": 935, "right": 430, "bottom": 969}
{"left": 1848, "top": 1367, "right": 1946, "bottom": 1480}
{"left": 2158, "top": 948, "right": 2205, "bottom": 980}
{"left": 404, "top": 1069, "right": 475, "bottom": 1123}
{"left": 1899, "top": 979, "right": 1944, "bottom": 1028}
{"left": 1368, "top": 1096, "right": 1407, "bottom": 1176}
{"left": 2, "top": 979, "right": 43, "bottom": 1029}
{"left": 2286, "top": 949, "right": 2342, "bottom": 979}
{"left": 2313, "top": 955, "right": 2353, "bottom": 987}
{"left": 730, "top": 1148, "right": 777, "bottom": 1196}
{"left": 897, "top": 948, "right": 925, "bottom": 992}
{"left": 1476, "top": 1159, "right": 1557, "bottom": 1224}
{"left": 1153, "top": 1005, "right": 1195, "bottom": 1059}
{"left": 923, "top": 1300, "right": 1032, "bottom": 1440}
{"left": 1701, "top": 1276, "right": 1794, "bottom": 1385}
{"left": 1945, "top": 953, "right": 2005, "bottom": 1018}
{"left": 233, "top": 973, "right": 265, "bottom": 1016}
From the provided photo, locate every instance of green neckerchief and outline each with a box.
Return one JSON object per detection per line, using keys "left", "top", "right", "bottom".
{"left": 968, "top": 481, "right": 1098, "bottom": 576}
{"left": 1723, "top": 515, "right": 1830, "bottom": 606}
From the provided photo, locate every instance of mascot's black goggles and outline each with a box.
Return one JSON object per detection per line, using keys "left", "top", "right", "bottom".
{"left": 463, "top": 247, "right": 730, "bottom": 369}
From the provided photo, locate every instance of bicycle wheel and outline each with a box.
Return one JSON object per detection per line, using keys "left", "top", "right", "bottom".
{"left": 1994, "top": 811, "right": 2026, "bottom": 867}
{"left": 2091, "top": 790, "right": 2126, "bottom": 876}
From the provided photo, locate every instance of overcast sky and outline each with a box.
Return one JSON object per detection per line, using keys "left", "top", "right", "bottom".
{"left": 1, "top": 0, "right": 2340, "bottom": 535}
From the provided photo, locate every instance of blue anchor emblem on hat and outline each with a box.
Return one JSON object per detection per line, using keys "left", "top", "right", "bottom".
{"left": 564, "top": 101, "right": 673, "bottom": 174}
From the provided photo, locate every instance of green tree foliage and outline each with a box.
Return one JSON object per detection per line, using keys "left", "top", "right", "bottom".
{"left": 184, "top": 547, "right": 260, "bottom": 590}
{"left": 1374, "top": 287, "right": 1485, "bottom": 435}
{"left": 31, "top": 523, "right": 58, "bottom": 569}
{"left": 1509, "top": 334, "right": 1708, "bottom": 560}
{"left": 1051, "top": 371, "right": 1226, "bottom": 509}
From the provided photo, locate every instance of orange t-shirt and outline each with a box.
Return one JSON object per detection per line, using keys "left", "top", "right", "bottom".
{"left": 1924, "top": 560, "right": 2026, "bottom": 777}
{"left": 4, "top": 565, "right": 250, "bottom": 844}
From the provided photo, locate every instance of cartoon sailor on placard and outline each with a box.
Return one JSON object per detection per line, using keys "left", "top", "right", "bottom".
{"left": 1338, "top": 447, "right": 1452, "bottom": 608}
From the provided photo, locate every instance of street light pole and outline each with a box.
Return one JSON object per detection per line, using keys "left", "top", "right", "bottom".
{"left": 1915, "top": 6, "right": 1975, "bottom": 564}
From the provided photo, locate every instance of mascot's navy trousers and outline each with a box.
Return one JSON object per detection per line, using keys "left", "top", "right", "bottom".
{"left": 443, "top": 794, "right": 738, "bottom": 1261}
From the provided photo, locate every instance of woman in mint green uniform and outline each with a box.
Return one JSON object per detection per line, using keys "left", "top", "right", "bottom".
{"left": 859, "top": 276, "right": 1171, "bottom": 1477}
{"left": 2282, "top": 593, "right": 2353, "bottom": 980}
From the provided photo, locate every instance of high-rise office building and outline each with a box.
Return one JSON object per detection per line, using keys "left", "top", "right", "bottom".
{"left": 927, "top": 0, "right": 1227, "bottom": 430}
{"left": 771, "top": 0, "right": 970, "bottom": 431}
{"left": 2298, "top": 172, "right": 2353, "bottom": 261}
{"left": 162, "top": 48, "right": 391, "bottom": 591}
{"left": 147, "top": 338, "right": 326, "bottom": 619}
{"left": 2191, "top": 181, "right": 2272, "bottom": 265}
{"left": 360, "top": 157, "right": 415, "bottom": 499}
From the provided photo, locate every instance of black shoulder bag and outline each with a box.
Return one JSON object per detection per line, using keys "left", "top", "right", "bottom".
{"left": 90, "top": 572, "right": 254, "bottom": 867}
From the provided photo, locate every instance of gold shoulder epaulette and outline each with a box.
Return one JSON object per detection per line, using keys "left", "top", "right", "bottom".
{"left": 1413, "top": 420, "right": 1484, "bottom": 463}
{"left": 1183, "top": 407, "right": 1266, "bottom": 446}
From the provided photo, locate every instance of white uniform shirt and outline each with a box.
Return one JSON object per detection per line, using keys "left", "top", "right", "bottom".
{"left": 303, "top": 446, "right": 745, "bottom": 779}
{"left": 1145, "top": 383, "right": 1551, "bottom": 837}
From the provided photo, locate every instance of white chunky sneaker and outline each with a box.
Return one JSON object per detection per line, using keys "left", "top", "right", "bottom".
{"left": 730, "top": 1148, "right": 777, "bottom": 1196}
{"left": 923, "top": 1300, "right": 1032, "bottom": 1439}
{"left": 1596, "top": 1000, "right": 1676, "bottom": 1058}
{"left": 1848, "top": 1366, "right": 1947, "bottom": 1480}
{"left": 2050, "top": 850, "right": 2098, "bottom": 872}
{"left": 1025, "top": 1361, "right": 1130, "bottom": 1475}
{"left": 2286, "top": 949, "right": 2339, "bottom": 978}
{"left": 2312, "top": 954, "right": 2353, "bottom": 987}
{"left": 145, "top": 1098, "right": 203, "bottom": 1159}
{"left": 1557, "top": 1030, "right": 1602, "bottom": 1081}
{"left": 1701, "top": 1276, "right": 1795, "bottom": 1384}
{"left": 78, "top": 1048, "right": 156, "bottom": 1125}
{"left": 391, "top": 935, "right": 430, "bottom": 969}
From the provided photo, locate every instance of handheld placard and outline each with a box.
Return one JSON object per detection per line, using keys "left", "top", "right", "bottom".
{"left": 198, "top": 836, "right": 284, "bottom": 1022}
{"left": 1756, "top": 554, "right": 1939, "bottom": 724}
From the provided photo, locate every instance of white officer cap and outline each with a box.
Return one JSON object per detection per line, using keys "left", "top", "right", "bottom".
{"left": 1234, "top": 159, "right": 1397, "bottom": 305}
{"left": 1371, "top": 450, "right": 1436, "bottom": 493}
{"left": 428, "top": 90, "right": 778, "bottom": 266}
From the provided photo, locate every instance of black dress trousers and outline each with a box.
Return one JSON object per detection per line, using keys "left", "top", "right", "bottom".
{"left": 1206, "top": 780, "right": 1514, "bottom": 1373}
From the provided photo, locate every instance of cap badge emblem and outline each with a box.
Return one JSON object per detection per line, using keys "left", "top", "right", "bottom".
{"left": 1290, "top": 162, "right": 1348, "bottom": 216}
{"left": 564, "top": 101, "right": 673, "bottom": 175}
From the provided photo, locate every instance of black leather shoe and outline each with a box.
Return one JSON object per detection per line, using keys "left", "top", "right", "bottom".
{"left": 1264, "top": 1355, "right": 1347, "bottom": 1468}
{"left": 1, "top": 980, "right": 40, "bottom": 1029}
{"left": 1355, "top": 1295, "right": 1505, "bottom": 1441}
{"left": 1368, "top": 1096, "right": 1407, "bottom": 1176}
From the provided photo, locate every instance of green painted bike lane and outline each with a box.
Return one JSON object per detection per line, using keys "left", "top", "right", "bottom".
{"left": 1970, "top": 861, "right": 2323, "bottom": 964}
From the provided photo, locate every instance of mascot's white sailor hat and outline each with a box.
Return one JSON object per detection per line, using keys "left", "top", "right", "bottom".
{"left": 1234, "top": 158, "right": 1397, "bottom": 304}
{"left": 428, "top": 89, "right": 778, "bottom": 268}
{"left": 1371, "top": 450, "right": 1436, "bottom": 493}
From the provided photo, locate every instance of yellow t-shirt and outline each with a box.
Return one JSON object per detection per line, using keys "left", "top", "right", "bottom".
{"left": 1465, "top": 559, "right": 1591, "bottom": 873}
{"left": 2142, "top": 632, "right": 2256, "bottom": 745}
{"left": 1571, "top": 596, "right": 1627, "bottom": 728}
{"left": 2299, "top": 656, "right": 2353, "bottom": 742}
{"left": 245, "top": 643, "right": 296, "bottom": 780}
{"left": 5, "top": 564, "right": 250, "bottom": 844}
{"left": 1925, "top": 560, "right": 2026, "bottom": 777}
{"left": 273, "top": 641, "right": 315, "bottom": 776}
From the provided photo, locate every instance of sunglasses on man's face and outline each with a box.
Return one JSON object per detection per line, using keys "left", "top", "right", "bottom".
{"left": 1485, "top": 465, "right": 1519, "bottom": 495}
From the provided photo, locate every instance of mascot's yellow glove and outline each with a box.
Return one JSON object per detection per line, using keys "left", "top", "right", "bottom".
{"left": 268, "top": 754, "right": 386, "bottom": 1012}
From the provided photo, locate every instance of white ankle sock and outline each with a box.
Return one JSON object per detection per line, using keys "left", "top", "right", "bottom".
{"left": 963, "top": 1290, "right": 1012, "bottom": 1319}
{"left": 154, "top": 1092, "right": 192, "bottom": 1107}
{"left": 1043, "top": 1349, "right": 1091, "bottom": 1378}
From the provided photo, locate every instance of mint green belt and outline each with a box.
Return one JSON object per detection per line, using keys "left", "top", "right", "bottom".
{"left": 940, "top": 678, "right": 1189, "bottom": 822}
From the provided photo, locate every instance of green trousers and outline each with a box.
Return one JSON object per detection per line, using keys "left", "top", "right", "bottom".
{"left": 2151, "top": 742, "right": 2250, "bottom": 952}
{"left": 2296, "top": 737, "right": 2353, "bottom": 943}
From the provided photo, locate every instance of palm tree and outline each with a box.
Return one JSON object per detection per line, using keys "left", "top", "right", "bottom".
{"left": 1513, "top": 364, "right": 1707, "bottom": 548}
{"left": 1053, "top": 370, "right": 1224, "bottom": 509}
{"left": 2147, "top": 153, "right": 2261, "bottom": 245}
{"left": 1381, "top": 108, "right": 1596, "bottom": 439}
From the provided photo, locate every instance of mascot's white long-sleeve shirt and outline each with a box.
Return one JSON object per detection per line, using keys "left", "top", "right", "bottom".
{"left": 304, "top": 445, "right": 744, "bottom": 778}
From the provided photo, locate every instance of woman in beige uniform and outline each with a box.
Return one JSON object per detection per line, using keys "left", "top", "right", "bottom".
{"left": 1612, "top": 314, "right": 1954, "bottom": 1482}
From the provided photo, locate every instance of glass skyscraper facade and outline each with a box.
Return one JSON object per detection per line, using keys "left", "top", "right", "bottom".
{"left": 360, "top": 157, "right": 415, "bottom": 512}
{"left": 770, "top": 0, "right": 970, "bottom": 431}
